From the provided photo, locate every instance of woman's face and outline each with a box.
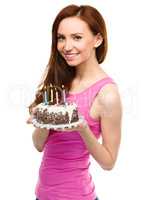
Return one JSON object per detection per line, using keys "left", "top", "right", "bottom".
{"left": 57, "top": 17, "right": 101, "bottom": 66}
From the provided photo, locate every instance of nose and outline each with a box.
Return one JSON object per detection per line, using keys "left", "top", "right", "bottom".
{"left": 64, "top": 40, "right": 73, "bottom": 51}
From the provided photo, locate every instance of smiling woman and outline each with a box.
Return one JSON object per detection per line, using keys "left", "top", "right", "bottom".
{"left": 27, "top": 4, "right": 122, "bottom": 200}
{"left": 57, "top": 17, "right": 103, "bottom": 66}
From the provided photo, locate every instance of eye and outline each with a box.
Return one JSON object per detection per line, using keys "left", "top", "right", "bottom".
{"left": 57, "top": 35, "right": 65, "bottom": 42}
{"left": 73, "top": 35, "right": 82, "bottom": 40}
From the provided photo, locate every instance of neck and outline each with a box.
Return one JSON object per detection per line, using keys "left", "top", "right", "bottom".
{"left": 75, "top": 55, "right": 104, "bottom": 81}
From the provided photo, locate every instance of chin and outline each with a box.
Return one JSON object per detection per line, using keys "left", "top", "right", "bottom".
{"left": 66, "top": 60, "right": 82, "bottom": 67}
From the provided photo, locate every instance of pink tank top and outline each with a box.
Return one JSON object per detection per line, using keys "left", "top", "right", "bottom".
{"left": 35, "top": 77, "right": 115, "bottom": 200}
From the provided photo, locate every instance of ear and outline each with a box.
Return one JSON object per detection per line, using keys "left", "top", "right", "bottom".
{"left": 94, "top": 33, "right": 103, "bottom": 48}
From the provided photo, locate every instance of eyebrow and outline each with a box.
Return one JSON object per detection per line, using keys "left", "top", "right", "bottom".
{"left": 57, "top": 33, "right": 84, "bottom": 36}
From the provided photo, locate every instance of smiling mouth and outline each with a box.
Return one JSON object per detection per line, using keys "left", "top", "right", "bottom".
{"left": 64, "top": 53, "right": 79, "bottom": 60}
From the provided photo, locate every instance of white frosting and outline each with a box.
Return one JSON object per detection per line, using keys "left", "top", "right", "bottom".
{"left": 37, "top": 102, "right": 77, "bottom": 123}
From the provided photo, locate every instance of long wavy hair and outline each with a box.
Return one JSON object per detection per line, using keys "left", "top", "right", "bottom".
{"left": 28, "top": 4, "right": 108, "bottom": 114}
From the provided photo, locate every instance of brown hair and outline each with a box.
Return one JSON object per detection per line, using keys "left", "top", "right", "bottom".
{"left": 28, "top": 4, "right": 108, "bottom": 114}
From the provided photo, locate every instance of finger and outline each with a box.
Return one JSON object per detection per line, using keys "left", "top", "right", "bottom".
{"left": 26, "top": 117, "right": 33, "bottom": 124}
{"left": 32, "top": 107, "right": 38, "bottom": 114}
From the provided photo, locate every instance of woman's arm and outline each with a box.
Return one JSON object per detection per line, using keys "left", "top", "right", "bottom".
{"left": 26, "top": 106, "right": 49, "bottom": 152}
{"left": 79, "top": 84, "right": 122, "bottom": 170}
{"left": 32, "top": 128, "right": 49, "bottom": 152}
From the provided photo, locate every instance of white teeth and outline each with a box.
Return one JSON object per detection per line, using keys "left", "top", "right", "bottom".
{"left": 62, "top": 52, "right": 79, "bottom": 61}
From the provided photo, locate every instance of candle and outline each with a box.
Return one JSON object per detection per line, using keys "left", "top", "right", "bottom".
{"left": 62, "top": 85, "right": 66, "bottom": 104}
{"left": 50, "top": 83, "right": 53, "bottom": 103}
{"left": 44, "top": 85, "right": 48, "bottom": 105}
{"left": 55, "top": 88, "right": 59, "bottom": 104}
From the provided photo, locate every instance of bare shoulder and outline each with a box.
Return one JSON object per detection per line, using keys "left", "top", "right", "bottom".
{"left": 98, "top": 83, "right": 120, "bottom": 103}
{"left": 97, "top": 83, "right": 122, "bottom": 118}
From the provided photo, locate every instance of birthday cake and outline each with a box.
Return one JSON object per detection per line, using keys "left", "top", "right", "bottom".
{"left": 33, "top": 102, "right": 79, "bottom": 125}
{"left": 32, "top": 84, "right": 82, "bottom": 129}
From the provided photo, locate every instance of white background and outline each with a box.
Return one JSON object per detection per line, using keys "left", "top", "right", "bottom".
{"left": 0, "top": 0, "right": 143, "bottom": 199}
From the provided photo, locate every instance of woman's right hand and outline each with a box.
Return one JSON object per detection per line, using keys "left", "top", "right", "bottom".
{"left": 26, "top": 106, "right": 37, "bottom": 125}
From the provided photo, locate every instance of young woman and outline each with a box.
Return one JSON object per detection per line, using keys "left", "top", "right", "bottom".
{"left": 27, "top": 4, "right": 122, "bottom": 200}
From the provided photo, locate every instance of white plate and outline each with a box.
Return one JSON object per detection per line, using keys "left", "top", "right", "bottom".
{"left": 32, "top": 116, "right": 84, "bottom": 130}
